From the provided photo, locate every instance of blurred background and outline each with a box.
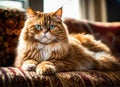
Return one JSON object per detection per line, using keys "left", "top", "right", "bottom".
{"left": 0, "top": 0, "right": 120, "bottom": 22}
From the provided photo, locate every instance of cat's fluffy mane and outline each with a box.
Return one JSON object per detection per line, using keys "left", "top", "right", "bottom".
{"left": 14, "top": 8, "right": 70, "bottom": 67}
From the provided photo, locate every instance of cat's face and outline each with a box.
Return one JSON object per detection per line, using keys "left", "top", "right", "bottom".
{"left": 23, "top": 8, "right": 68, "bottom": 44}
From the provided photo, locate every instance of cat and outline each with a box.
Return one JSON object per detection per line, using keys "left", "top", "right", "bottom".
{"left": 14, "top": 7, "right": 120, "bottom": 75}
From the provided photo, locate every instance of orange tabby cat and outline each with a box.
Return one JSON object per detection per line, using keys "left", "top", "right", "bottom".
{"left": 14, "top": 7, "right": 120, "bottom": 74}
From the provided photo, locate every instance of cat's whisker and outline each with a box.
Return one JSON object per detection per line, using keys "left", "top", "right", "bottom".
{"left": 53, "top": 39, "right": 58, "bottom": 43}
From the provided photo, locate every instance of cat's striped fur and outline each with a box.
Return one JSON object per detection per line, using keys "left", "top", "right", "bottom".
{"left": 14, "top": 7, "right": 120, "bottom": 74}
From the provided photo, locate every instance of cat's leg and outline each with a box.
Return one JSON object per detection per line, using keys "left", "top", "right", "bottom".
{"left": 36, "top": 60, "right": 76, "bottom": 75}
{"left": 22, "top": 59, "right": 39, "bottom": 71}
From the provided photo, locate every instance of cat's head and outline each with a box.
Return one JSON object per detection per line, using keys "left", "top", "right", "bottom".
{"left": 22, "top": 7, "right": 68, "bottom": 44}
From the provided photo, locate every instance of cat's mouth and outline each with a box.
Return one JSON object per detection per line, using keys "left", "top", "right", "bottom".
{"left": 35, "top": 33, "right": 57, "bottom": 44}
{"left": 41, "top": 36, "right": 51, "bottom": 42}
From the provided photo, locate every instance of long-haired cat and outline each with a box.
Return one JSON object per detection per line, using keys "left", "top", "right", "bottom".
{"left": 14, "top": 7, "right": 120, "bottom": 74}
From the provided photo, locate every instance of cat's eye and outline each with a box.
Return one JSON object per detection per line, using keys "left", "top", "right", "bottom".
{"left": 35, "top": 25, "right": 41, "bottom": 30}
{"left": 49, "top": 25, "right": 55, "bottom": 30}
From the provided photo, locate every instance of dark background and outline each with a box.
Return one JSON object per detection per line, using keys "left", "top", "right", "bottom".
{"left": 106, "top": 0, "right": 120, "bottom": 22}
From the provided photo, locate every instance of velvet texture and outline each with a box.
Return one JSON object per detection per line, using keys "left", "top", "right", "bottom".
{"left": 0, "top": 8, "right": 120, "bottom": 87}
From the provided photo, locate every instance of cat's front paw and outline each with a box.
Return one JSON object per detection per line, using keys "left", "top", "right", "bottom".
{"left": 22, "top": 63, "right": 36, "bottom": 71}
{"left": 36, "top": 62, "right": 56, "bottom": 75}
{"left": 21, "top": 60, "right": 38, "bottom": 71}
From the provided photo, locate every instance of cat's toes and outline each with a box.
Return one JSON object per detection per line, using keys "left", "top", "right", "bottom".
{"left": 36, "top": 64, "right": 56, "bottom": 75}
{"left": 21, "top": 63, "right": 36, "bottom": 71}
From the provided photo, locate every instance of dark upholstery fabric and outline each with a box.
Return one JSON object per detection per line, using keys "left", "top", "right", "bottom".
{"left": 0, "top": 67, "right": 120, "bottom": 87}
{"left": 0, "top": 8, "right": 25, "bottom": 66}
{"left": 0, "top": 8, "right": 120, "bottom": 87}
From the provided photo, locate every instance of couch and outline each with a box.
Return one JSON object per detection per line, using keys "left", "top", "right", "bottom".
{"left": 0, "top": 8, "right": 120, "bottom": 87}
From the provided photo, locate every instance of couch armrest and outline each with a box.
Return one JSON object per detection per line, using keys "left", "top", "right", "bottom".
{"left": 0, "top": 67, "right": 120, "bottom": 87}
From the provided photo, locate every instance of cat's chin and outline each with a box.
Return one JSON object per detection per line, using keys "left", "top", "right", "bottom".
{"left": 39, "top": 37, "right": 55, "bottom": 44}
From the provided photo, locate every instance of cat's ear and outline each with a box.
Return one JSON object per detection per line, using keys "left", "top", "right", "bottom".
{"left": 53, "top": 7, "right": 62, "bottom": 17}
{"left": 52, "top": 7, "right": 62, "bottom": 21}
{"left": 26, "top": 7, "right": 36, "bottom": 18}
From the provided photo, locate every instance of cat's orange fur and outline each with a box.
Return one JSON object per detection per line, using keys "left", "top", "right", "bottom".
{"left": 14, "top": 7, "right": 120, "bottom": 74}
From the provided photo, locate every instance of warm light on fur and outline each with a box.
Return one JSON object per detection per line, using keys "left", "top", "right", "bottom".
{"left": 14, "top": 7, "right": 120, "bottom": 75}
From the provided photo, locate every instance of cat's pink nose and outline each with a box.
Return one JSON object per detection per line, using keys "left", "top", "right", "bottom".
{"left": 42, "top": 29, "right": 48, "bottom": 34}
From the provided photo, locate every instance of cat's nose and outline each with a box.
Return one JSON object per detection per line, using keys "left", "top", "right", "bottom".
{"left": 42, "top": 29, "right": 48, "bottom": 34}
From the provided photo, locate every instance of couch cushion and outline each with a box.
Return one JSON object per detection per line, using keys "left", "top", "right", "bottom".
{"left": 0, "top": 8, "right": 25, "bottom": 66}
{"left": 0, "top": 67, "right": 120, "bottom": 87}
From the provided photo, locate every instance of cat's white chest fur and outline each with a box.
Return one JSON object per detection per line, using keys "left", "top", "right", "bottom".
{"left": 41, "top": 48, "right": 51, "bottom": 61}
{"left": 37, "top": 42, "right": 69, "bottom": 61}
{"left": 38, "top": 44, "right": 51, "bottom": 61}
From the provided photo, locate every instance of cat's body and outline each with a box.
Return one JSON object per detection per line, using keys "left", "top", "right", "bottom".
{"left": 14, "top": 8, "right": 120, "bottom": 74}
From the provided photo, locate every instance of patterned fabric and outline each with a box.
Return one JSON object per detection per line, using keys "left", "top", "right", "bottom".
{"left": 0, "top": 67, "right": 120, "bottom": 87}
{"left": 0, "top": 8, "right": 25, "bottom": 66}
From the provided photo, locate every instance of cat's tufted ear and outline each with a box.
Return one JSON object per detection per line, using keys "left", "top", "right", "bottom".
{"left": 52, "top": 7, "right": 62, "bottom": 21}
{"left": 53, "top": 7, "right": 63, "bottom": 17}
{"left": 26, "top": 7, "right": 36, "bottom": 18}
